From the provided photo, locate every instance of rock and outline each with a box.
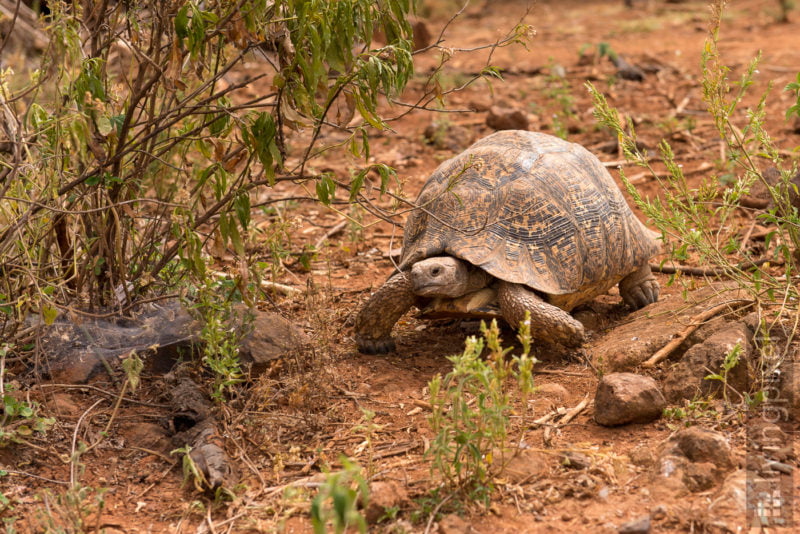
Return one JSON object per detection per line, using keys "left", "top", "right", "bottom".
{"left": 653, "top": 428, "right": 737, "bottom": 495}
{"left": 681, "top": 315, "right": 729, "bottom": 349}
{"left": 709, "top": 470, "right": 747, "bottom": 514}
{"left": 438, "top": 513, "right": 471, "bottom": 534}
{"left": 47, "top": 351, "right": 107, "bottom": 385}
{"left": 486, "top": 105, "right": 529, "bottom": 131}
{"left": 775, "top": 360, "right": 800, "bottom": 421}
{"left": 411, "top": 19, "right": 432, "bottom": 51}
{"left": 629, "top": 445, "right": 656, "bottom": 468}
{"left": 501, "top": 449, "right": 550, "bottom": 484}
{"left": 594, "top": 373, "right": 666, "bottom": 426}
{"left": 618, "top": 515, "right": 651, "bottom": 534}
{"left": 536, "top": 382, "right": 569, "bottom": 402}
{"left": 683, "top": 462, "right": 717, "bottom": 492}
{"left": 747, "top": 418, "right": 789, "bottom": 454}
{"left": 592, "top": 284, "right": 747, "bottom": 371}
{"left": 364, "top": 480, "right": 408, "bottom": 524}
{"left": 41, "top": 300, "right": 200, "bottom": 383}
{"left": 742, "top": 167, "right": 781, "bottom": 209}
{"left": 468, "top": 97, "right": 492, "bottom": 112}
{"left": 122, "top": 422, "right": 171, "bottom": 454}
{"left": 666, "top": 427, "right": 734, "bottom": 470}
{"left": 48, "top": 392, "right": 80, "bottom": 417}
{"left": 562, "top": 451, "right": 592, "bottom": 470}
{"left": 238, "top": 310, "right": 308, "bottom": 376}
{"left": 662, "top": 322, "right": 753, "bottom": 403}
{"left": 741, "top": 168, "right": 800, "bottom": 213}
{"left": 610, "top": 55, "right": 645, "bottom": 82}
{"left": 650, "top": 504, "right": 667, "bottom": 520}
{"left": 423, "top": 121, "right": 474, "bottom": 152}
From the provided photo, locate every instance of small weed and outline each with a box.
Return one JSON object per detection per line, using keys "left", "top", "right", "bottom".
{"left": 586, "top": 1, "right": 799, "bottom": 369}
{"left": 785, "top": 71, "right": 800, "bottom": 119}
{"left": 1, "top": 347, "right": 55, "bottom": 446}
{"left": 425, "top": 317, "right": 535, "bottom": 506}
{"left": 31, "top": 485, "right": 108, "bottom": 534}
{"left": 542, "top": 59, "right": 576, "bottom": 139}
{"left": 310, "top": 457, "right": 369, "bottom": 534}
{"left": 352, "top": 408, "right": 383, "bottom": 477}
{"left": 704, "top": 342, "right": 743, "bottom": 404}
{"left": 663, "top": 398, "right": 721, "bottom": 425}
{"left": 190, "top": 279, "right": 248, "bottom": 401}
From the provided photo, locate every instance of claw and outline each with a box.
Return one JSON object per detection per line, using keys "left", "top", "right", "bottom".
{"left": 356, "top": 337, "right": 396, "bottom": 355}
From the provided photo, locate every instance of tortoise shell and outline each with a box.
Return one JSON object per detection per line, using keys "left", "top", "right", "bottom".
{"left": 399, "top": 130, "right": 659, "bottom": 306}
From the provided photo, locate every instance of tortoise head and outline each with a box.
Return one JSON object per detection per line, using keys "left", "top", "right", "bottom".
{"left": 411, "top": 256, "right": 490, "bottom": 298}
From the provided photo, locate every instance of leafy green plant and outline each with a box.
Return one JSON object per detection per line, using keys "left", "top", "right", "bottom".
{"left": 0, "top": 0, "right": 417, "bottom": 344}
{"left": 785, "top": 72, "right": 800, "bottom": 119}
{"left": 426, "top": 317, "right": 535, "bottom": 505}
{"left": 663, "top": 398, "right": 721, "bottom": 425}
{"left": 0, "top": 347, "right": 54, "bottom": 446}
{"left": 587, "top": 0, "right": 798, "bottom": 408}
{"left": 704, "top": 342, "right": 743, "bottom": 404}
{"left": 542, "top": 59, "right": 576, "bottom": 139}
{"left": 191, "top": 279, "right": 247, "bottom": 400}
{"left": 310, "top": 457, "right": 369, "bottom": 534}
{"left": 586, "top": 6, "right": 799, "bottom": 307}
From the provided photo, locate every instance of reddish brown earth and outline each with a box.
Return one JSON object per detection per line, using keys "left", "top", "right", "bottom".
{"left": 4, "top": 1, "right": 800, "bottom": 532}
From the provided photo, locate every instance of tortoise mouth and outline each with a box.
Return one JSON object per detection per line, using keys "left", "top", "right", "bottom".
{"left": 413, "top": 280, "right": 456, "bottom": 297}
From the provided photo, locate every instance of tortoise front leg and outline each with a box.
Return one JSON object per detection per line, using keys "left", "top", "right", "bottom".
{"left": 497, "top": 281, "right": 586, "bottom": 347}
{"left": 354, "top": 272, "right": 417, "bottom": 354}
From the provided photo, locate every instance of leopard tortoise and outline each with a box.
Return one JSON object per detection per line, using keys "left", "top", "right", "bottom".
{"left": 355, "top": 130, "right": 660, "bottom": 354}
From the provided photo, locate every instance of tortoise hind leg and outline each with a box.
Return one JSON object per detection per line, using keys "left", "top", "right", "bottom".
{"left": 497, "top": 281, "right": 585, "bottom": 347}
{"left": 619, "top": 264, "right": 659, "bottom": 310}
{"left": 354, "top": 272, "right": 417, "bottom": 354}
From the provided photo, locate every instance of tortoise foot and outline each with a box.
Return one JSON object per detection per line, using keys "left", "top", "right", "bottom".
{"left": 619, "top": 265, "right": 659, "bottom": 310}
{"left": 356, "top": 336, "right": 396, "bottom": 355}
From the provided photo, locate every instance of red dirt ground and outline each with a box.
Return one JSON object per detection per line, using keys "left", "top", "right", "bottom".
{"left": 3, "top": 1, "right": 800, "bottom": 532}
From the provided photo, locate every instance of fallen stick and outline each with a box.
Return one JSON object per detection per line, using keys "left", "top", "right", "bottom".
{"left": 209, "top": 269, "right": 302, "bottom": 296}
{"left": 543, "top": 394, "right": 590, "bottom": 447}
{"left": 314, "top": 219, "right": 348, "bottom": 250}
{"left": 534, "top": 368, "right": 590, "bottom": 378}
{"left": 559, "top": 394, "right": 590, "bottom": 426}
{"left": 641, "top": 299, "right": 753, "bottom": 368}
{"left": 650, "top": 258, "right": 775, "bottom": 277}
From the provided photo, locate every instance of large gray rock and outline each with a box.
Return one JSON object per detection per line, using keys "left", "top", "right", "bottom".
{"left": 594, "top": 373, "right": 666, "bottom": 426}
{"left": 41, "top": 300, "right": 199, "bottom": 384}
{"left": 662, "top": 322, "right": 752, "bottom": 403}
{"left": 238, "top": 310, "right": 308, "bottom": 376}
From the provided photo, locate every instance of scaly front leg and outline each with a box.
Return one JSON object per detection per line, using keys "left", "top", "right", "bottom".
{"left": 497, "top": 281, "right": 586, "bottom": 347}
{"left": 354, "top": 272, "right": 417, "bottom": 354}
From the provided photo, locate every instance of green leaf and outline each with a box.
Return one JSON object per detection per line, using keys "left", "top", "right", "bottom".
{"left": 316, "top": 174, "right": 335, "bottom": 205}
{"left": 175, "top": 5, "right": 190, "bottom": 39}
{"left": 42, "top": 305, "right": 58, "bottom": 326}
{"left": 349, "top": 170, "right": 366, "bottom": 202}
